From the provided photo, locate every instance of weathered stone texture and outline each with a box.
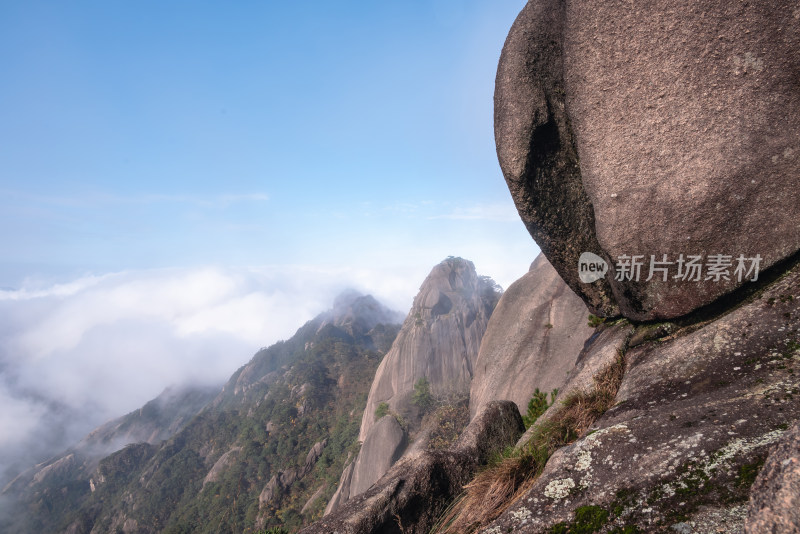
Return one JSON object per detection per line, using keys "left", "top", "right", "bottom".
{"left": 496, "top": 0, "right": 800, "bottom": 320}
{"left": 470, "top": 254, "right": 594, "bottom": 419}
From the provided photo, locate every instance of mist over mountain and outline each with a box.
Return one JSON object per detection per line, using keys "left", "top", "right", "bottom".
{"left": 1, "top": 288, "right": 405, "bottom": 533}
{"left": 0, "top": 265, "right": 422, "bottom": 495}
{"left": 2, "top": 0, "right": 798, "bottom": 531}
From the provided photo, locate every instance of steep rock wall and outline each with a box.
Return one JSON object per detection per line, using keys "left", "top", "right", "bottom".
{"left": 470, "top": 254, "right": 594, "bottom": 418}
{"left": 359, "top": 257, "right": 498, "bottom": 442}
{"left": 326, "top": 257, "right": 499, "bottom": 514}
{"left": 483, "top": 260, "right": 800, "bottom": 533}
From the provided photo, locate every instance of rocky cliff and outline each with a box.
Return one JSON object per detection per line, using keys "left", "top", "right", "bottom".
{"left": 315, "top": 260, "right": 800, "bottom": 533}
{"left": 325, "top": 257, "right": 501, "bottom": 514}
{"left": 471, "top": 259, "right": 800, "bottom": 533}
{"left": 469, "top": 253, "right": 594, "bottom": 418}
{"left": 359, "top": 257, "right": 499, "bottom": 441}
{"left": 303, "top": 401, "right": 524, "bottom": 534}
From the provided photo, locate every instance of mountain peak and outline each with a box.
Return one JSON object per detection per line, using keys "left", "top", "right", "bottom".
{"left": 319, "top": 290, "right": 404, "bottom": 337}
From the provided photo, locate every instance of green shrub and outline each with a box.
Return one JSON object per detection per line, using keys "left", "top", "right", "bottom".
{"left": 375, "top": 402, "right": 390, "bottom": 420}
{"left": 588, "top": 314, "right": 606, "bottom": 328}
{"left": 522, "top": 388, "right": 557, "bottom": 429}
{"left": 412, "top": 377, "right": 433, "bottom": 412}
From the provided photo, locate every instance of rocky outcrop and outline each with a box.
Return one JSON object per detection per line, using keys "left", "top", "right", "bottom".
{"left": 349, "top": 416, "right": 407, "bottom": 499}
{"left": 30, "top": 454, "right": 77, "bottom": 486}
{"left": 302, "top": 401, "right": 524, "bottom": 534}
{"left": 325, "top": 258, "right": 499, "bottom": 514}
{"left": 496, "top": 0, "right": 800, "bottom": 321}
{"left": 515, "top": 319, "right": 633, "bottom": 449}
{"left": 258, "top": 440, "right": 328, "bottom": 507}
{"left": 746, "top": 420, "right": 800, "bottom": 533}
{"left": 324, "top": 460, "right": 355, "bottom": 515}
{"left": 202, "top": 447, "right": 241, "bottom": 487}
{"left": 259, "top": 475, "right": 281, "bottom": 506}
{"left": 325, "top": 417, "right": 407, "bottom": 513}
{"left": 304, "top": 439, "right": 327, "bottom": 471}
{"left": 480, "top": 259, "right": 800, "bottom": 532}
{"left": 470, "top": 254, "right": 594, "bottom": 418}
{"left": 359, "top": 257, "right": 499, "bottom": 441}
{"left": 301, "top": 485, "right": 327, "bottom": 515}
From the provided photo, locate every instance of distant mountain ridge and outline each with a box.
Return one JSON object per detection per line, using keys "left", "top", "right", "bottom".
{"left": 1, "top": 290, "right": 403, "bottom": 533}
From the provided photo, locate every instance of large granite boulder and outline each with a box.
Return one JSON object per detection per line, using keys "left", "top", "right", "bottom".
{"left": 496, "top": 0, "right": 800, "bottom": 321}
{"left": 470, "top": 253, "right": 594, "bottom": 418}
{"left": 479, "top": 259, "right": 800, "bottom": 533}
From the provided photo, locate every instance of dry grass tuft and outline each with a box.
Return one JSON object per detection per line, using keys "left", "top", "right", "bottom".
{"left": 433, "top": 350, "right": 626, "bottom": 534}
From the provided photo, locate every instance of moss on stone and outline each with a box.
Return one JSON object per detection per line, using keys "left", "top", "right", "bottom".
{"left": 735, "top": 457, "right": 765, "bottom": 488}
{"left": 548, "top": 505, "right": 611, "bottom": 533}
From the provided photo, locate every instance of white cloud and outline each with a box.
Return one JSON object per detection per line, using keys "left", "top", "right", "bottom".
{"left": 0, "top": 264, "right": 427, "bottom": 484}
{"left": 0, "top": 267, "right": 325, "bottom": 480}
{"left": 0, "top": 249, "right": 540, "bottom": 486}
{"left": 0, "top": 273, "right": 111, "bottom": 301}
{"left": 0, "top": 386, "right": 46, "bottom": 450}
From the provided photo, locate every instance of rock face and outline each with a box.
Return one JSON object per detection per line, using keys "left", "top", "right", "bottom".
{"left": 302, "top": 401, "right": 524, "bottom": 534}
{"left": 258, "top": 440, "right": 328, "bottom": 507}
{"left": 359, "top": 257, "right": 499, "bottom": 441}
{"left": 746, "top": 421, "right": 800, "bottom": 533}
{"left": 348, "top": 416, "right": 407, "bottom": 499}
{"left": 496, "top": 0, "right": 800, "bottom": 321}
{"left": 324, "top": 460, "right": 354, "bottom": 516}
{"left": 480, "top": 259, "right": 800, "bottom": 533}
{"left": 202, "top": 447, "right": 241, "bottom": 487}
{"left": 470, "top": 253, "right": 594, "bottom": 418}
{"left": 301, "top": 486, "right": 327, "bottom": 515}
{"left": 325, "top": 257, "right": 500, "bottom": 514}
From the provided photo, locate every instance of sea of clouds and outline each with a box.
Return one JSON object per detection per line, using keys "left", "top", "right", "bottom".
{"left": 0, "top": 264, "right": 427, "bottom": 487}
{"left": 0, "top": 252, "right": 529, "bottom": 489}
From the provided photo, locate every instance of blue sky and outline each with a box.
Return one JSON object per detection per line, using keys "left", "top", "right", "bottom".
{"left": 0, "top": 0, "right": 537, "bottom": 289}
{"left": 0, "top": 0, "right": 540, "bottom": 481}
